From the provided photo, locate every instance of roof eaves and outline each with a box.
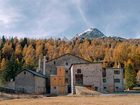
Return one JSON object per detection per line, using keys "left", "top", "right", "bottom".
{"left": 46, "top": 53, "right": 91, "bottom": 63}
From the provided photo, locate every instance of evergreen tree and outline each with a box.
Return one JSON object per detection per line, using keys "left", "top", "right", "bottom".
{"left": 125, "top": 59, "right": 136, "bottom": 90}
{"left": 2, "top": 36, "right": 6, "bottom": 43}
{"left": 20, "top": 38, "right": 28, "bottom": 47}
{"left": 2, "top": 55, "right": 22, "bottom": 82}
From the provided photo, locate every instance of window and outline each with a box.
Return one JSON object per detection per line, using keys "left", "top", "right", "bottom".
{"left": 114, "top": 79, "right": 120, "bottom": 83}
{"left": 66, "top": 70, "right": 68, "bottom": 74}
{"left": 102, "top": 69, "right": 106, "bottom": 77}
{"left": 104, "top": 87, "right": 107, "bottom": 90}
{"left": 24, "top": 71, "right": 26, "bottom": 75}
{"left": 54, "top": 61, "right": 56, "bottom": 65}
{"left": 65, "top": 78, "right": 68, "bottom": 83}
{"left": 51, "top": 69, "right": 56, "bottom": 75}
{"left": 114, "top": 70, "right": 120, "bottom": 74}
{"left": 95, "top": 87, "right": 98, "bottom": 91}
{"left": 103, "top": 79, "right": 106, "bottom": 83}
{"left": 116, "top": 87, "right": 119, "bottom": 89}
{"left": 66, "top": 62, "right": 68, "bottom": 65}
{"left": 77, "top": 69, "right": 81, "bottom": 73}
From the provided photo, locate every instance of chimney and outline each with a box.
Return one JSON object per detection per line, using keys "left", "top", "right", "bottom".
{"left": 43, "top": 56, "right": 46, "bottom": 75}
{"left": 117, "top": 63, "right": 121, "bottom": 68}
{"left": 37, "top": 57, "right": 41, "bottom": 72}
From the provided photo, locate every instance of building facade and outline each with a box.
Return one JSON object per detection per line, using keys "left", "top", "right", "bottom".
{"left": 102, "top": 68, "right": 124, "bottom": 92}
{"left": 6, "top": 54, "right": 124, "bottom": 95}
{"left": 45, "top": 54, "right": 90, "bottom": 93}
{"left": 71, "top": 63, "right": 124, "bottom": 94}
{"left": 15, "top": 69, "right": 46, "bottom": 94}
{"left": 50, "top": 66, "right": 67, "bottom": 95}
{"left": 71, "top": 63, "right": 103, "bottom": 94}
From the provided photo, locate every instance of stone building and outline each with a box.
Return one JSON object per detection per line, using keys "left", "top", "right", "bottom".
{"left": 15, "top": 69, "right": 46, "bottom": 94}
{"left": 102, "top": 68, "right": 124, "bottom": 92}
{"left": 44, "top": 53, "right": 90, "bottom": 93}
{"left": 50, "top": 66, "right": 66, "bottom": 95}
{"left": 6, "top": 54, "right": 124, "bottom": 95}
{"left": 71, "top": 63, "right": 124, "bottom": 94}
{"left": 6, "top": 54, "right": 89, "bottom": 94}
{"left": 71, "top": 63, "right": 103, "bottom": 94}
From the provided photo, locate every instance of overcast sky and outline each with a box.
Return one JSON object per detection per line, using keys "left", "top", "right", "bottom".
{"left": 0, "top": 0, "right": 140, "bottom": 39}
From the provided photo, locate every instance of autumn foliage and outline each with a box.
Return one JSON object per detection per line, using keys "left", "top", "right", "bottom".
{"left": 0, "top": 36, "right": 140, "bottom": 83}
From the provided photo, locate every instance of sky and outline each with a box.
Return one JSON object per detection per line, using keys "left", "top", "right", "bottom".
{"left": 0, "top": 0, "right": 140, "bottom": 39}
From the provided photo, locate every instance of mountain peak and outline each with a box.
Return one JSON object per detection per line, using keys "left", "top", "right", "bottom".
{"left": 85, "top": 27, "right": 94, "bottom": 31}
{"left": 74, "top": 28, "right": 106, "bottom": 40}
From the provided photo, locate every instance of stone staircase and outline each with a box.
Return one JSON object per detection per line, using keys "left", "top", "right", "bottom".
{"left": 75, "top": 86, "right": 101, "bottom": 96}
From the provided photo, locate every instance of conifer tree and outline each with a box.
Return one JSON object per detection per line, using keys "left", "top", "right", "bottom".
{"left": 35, "top": 41, "right": 43, "bottom": 58}
{"left": 15, "top": 43, "right": 22, "bottom": 60}
{"left": 2, "top": 55, "right": 22, "bottom": 82}
{"left": 125, "top": 59, "right": 136, "bottom": 90}
{"left": 2, "top": 36, "right": 6, "bottom": 43}
{"left": 23, "top": 45, "right": 36, "bottom": 70}
{"left": 2, "top": 42, "right": 13, "bottom": 59}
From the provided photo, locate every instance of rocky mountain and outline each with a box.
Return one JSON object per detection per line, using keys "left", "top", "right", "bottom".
{"left": 72, "top": 28, "right": 125, "bottom": 41}
{"left": 108, "top": 36, "right": 125, "bottom": 41}
{"left": 73, "top": 28, "right": 106, "bottom": 40}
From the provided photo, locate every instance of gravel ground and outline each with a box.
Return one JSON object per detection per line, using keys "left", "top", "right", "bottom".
{"left": 0, "top": 95, "right": 140, "bottom": 105}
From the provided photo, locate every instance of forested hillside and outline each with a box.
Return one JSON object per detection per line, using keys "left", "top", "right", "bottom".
{"left": 0, "top": 36, "right": 140, "bottom": 84}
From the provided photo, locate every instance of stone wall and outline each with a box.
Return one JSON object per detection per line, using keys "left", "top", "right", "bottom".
{"left": 103, "top": 68, "right": 124, "bottom": 92}
{"left": 46, "top": 54, "right": 89, "bottom": 76}
{"left": 15, "top": 71, "right": 46, "bottom": 94}
{"left": 35, "top": 76, "right": 46, "bottom": 94}
{"left": 15, "top": 71, "right": 35, "bottom": 93}
{"left": 45, "top": 54, "right": 89, "bottom": 93}
{"left": 71, "top": 63, "right": 103, "bottom": 94}
{"left": 104, "top": 68, "right": 114, "bottom": 92}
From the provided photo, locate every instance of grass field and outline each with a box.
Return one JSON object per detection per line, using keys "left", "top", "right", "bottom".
{"left": 0, "top": 95, "right": 140, "bottom": 105}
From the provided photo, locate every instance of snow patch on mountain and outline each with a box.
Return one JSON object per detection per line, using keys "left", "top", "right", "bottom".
{"left": 73, "top": 28, "right": 106, "bottom": 40}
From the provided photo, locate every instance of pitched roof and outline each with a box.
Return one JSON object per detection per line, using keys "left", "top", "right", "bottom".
{"left": 106, "top": 67, "right": 123, "bottom": 69}
{"left": 46, "top": 53, "right": 91, "bottom": 63}
{"left": 17, "top": 69, "right": 47, "bottom": 78}
{"left": 69, "top": 62, "right": 103, "bottom": 70}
